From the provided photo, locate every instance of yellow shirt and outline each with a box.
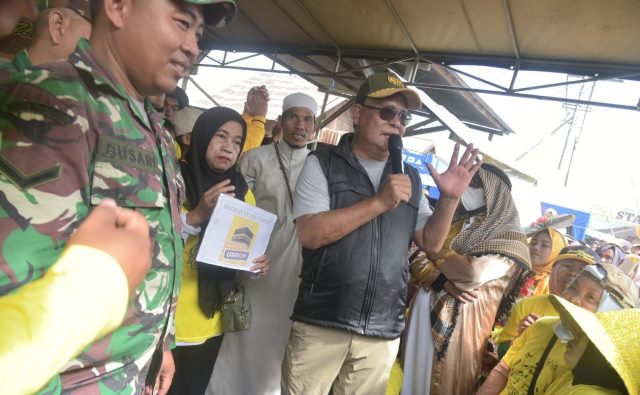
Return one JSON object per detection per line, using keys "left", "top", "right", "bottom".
{"left": 386, "top": 359, "right": 403, "bottom": 395}
{"left": 242, "top": 111, "right": 266, "bottom": 153}
{"left": 501, "top": 317, "right": 567, "bottom": 395}
{"left": 557, "top": 385, "right": 622, "bottom": 395}
{"left": 543, "top": 371, "right": 623, "bottom": 395}
{"left": 175, "top": 190, "right": 256, "bottom": 344}
{"left": 175, "top": 141, "right": 182, "bottom": 160}
{"left": 495, "top": 294, "right": 559, "bottom": 344}
{"left": 0, "top": 245, "right": 128, "bottom": 395}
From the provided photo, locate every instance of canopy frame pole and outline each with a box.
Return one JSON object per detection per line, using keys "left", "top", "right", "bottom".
{"left": 428, "top": 60, "right": 509, "bottom": 91}
{"left": 193, "top": 56, "right": 416, "bottom": 80}
{"left": 513, "top": 72, "right": 640, "bottom": 93}
{"left": 508, "top": 63, "right": 520, "bottom": 92}
{"left": 292, "top": 0, "right": 340, "bottom": 50}
{"left": 502, "top": 0, "right": 521, "bottom": 60}
{"left": 409, "top": 82, "right": 639, "bottom": 111}
{"left": 186, "top": 75, "right": 220, "bottom": 106}
{"left": 313, "top": 50, "right": 343, "bottom": 150}
{"left": 385, "top": 0, "right": 419, "bottom": 55}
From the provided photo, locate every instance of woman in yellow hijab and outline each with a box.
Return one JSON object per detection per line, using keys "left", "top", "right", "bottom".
{"left": 528, "top": 228, "right": 567, "bottom": 295}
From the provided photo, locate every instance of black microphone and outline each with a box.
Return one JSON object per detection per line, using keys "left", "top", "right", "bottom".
{"left": 388, "top": 134, "right": 404, "bottom": 174}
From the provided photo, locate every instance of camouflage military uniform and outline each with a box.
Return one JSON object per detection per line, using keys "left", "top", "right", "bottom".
{"left": 0, "top": 38, "right": 184, "bottom": 394}
{"left": 0, "top": 49, "right": 32, "bottom": 82}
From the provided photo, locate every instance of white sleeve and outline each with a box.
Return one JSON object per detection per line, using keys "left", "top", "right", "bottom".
{"left": 292, "top": 155, "right": 330, "bottom": 221}
{"left": 415, "top": 193, "right": 433, "bottom": 230}
{"left": 180, "top": 212, "right": 201, "bottom": 241}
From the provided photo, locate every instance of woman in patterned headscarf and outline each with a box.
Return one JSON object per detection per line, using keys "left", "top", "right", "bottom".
{"left": 401, "top": 164, "right": 533, "bottom": 395}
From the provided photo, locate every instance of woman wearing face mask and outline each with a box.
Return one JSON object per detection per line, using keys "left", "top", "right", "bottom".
{"left": 477, "top": 262, "right": 638, "bottom": 395}
{"left": 401, "top": 164, "right": 533, "bottom": 395}
{"left": 168, "top": 107, "right": 270, "bottom": 395}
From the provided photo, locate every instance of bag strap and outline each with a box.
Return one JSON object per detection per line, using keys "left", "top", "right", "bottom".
{"left": 274, "top": 143, "right": 294, "bottom": 207}
{"left": 527, "top": 335, "right": 558, "bottom": 395}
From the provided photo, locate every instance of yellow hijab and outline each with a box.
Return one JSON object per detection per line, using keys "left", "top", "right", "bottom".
{"left": 531, "top": 228, "right": 567, "bottom": 295}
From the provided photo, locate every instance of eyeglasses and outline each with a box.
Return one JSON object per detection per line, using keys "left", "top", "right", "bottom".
{"left": 360, "top": 104, "right": 412, "bottom": 127}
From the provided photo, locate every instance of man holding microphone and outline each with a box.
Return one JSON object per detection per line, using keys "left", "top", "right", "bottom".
{"left": 281, "top": 72, "right": 481, "bottom": 394}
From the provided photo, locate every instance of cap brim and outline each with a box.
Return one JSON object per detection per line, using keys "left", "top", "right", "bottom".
{"left": 203, "top": 1, "right": 236, "bottom": 28}
{"left": 553, "top": 254, "right": 596, "bottom": 266}
{"left": 183, "top": 0, "right": 236, "bottom": 28}
{"left": 368, "top": 87, "right": 422, "bottom": 110}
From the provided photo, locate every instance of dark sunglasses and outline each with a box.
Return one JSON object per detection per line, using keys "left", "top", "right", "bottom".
{"left": 361, "top": 104, "right": 412, "bottom": 126}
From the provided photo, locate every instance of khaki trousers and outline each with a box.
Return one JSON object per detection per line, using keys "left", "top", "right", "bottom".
{"left": 281, "top": 320, "right": 400, "bottom": 395}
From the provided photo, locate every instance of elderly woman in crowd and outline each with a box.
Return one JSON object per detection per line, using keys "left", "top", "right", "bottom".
{"left": 493, "top": 245, "right": 592, "bottom": 355}
{"left": 597, "top": 243, "right": 626, "bottom": 266}
{"left": 477, "top": 260, "right": 638, "bottom": 395}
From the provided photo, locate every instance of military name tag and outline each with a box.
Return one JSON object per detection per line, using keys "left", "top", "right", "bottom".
{"left": 96, "top": 135, "right": 160, "bottom": 174}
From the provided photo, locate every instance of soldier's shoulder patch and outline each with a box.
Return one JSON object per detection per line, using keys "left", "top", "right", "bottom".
{"left": 0, "top": 152, "right": 61, "bottom": 189}
{"left": 5, "top": 82, "right": 74, "bottom": 125}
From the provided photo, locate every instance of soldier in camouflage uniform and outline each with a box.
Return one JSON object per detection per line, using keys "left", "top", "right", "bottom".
{"left": 0, "top": 0, "right": 236, "bottom": 394}
{"left": 0, "top": 0, "right": 92, "bottom": 82}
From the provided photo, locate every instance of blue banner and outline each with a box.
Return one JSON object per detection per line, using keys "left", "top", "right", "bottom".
{"left": 402, "top": 150, "right": 444, "bottom": 199}
{"left": 540, "top": 202, "right": 591, "bottom": 242}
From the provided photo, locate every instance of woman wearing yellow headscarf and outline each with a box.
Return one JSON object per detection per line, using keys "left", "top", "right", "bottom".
{"left": 528, "top": 228, "right": 567, "bottom": 295}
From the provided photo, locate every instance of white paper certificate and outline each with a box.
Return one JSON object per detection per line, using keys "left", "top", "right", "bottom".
{"left": 196, "top": 194, "right": 277, "bottom": 271}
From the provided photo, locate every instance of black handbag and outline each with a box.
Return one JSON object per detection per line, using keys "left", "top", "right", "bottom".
{"left": 221, "top": 283, "right": 251, "bottom": 332}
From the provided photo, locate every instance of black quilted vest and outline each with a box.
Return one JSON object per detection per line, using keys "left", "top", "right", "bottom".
{"left": 292, "top": 134, "right": 421, "bottom": 339}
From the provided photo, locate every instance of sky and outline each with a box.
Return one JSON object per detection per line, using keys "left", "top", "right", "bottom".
{"left": 183, "top": 51, "right": 640, "bottom": 231}
{"left": 453, "top": 66, "right": 640, "bottom": 211}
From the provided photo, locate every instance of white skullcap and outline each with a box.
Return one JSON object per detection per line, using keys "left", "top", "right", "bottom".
{"left": 174, "top": 106, "right": 204, "bottom": 137}
{"left": 282, "top": 92, "right": 318, "bottom": 116}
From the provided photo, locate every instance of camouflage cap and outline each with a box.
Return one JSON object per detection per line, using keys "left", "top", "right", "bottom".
{"left": 553, "top": 245, "right": 601, "bottom": 267}
{"left": 355, "top": 72, "right": 422, "bottom": 110}
{"left": 184, "top": 0, "right": 236, "bottom": 28}
{"left": 39, "top": 0, "right": 91, "bottom": 21}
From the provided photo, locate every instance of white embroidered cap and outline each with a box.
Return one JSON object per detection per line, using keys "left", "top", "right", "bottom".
{"left": 282, "top": 92, "right": 318, "bottom": 116}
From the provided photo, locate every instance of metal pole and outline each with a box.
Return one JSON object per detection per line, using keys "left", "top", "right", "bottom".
{"left": 564, "top": 81, "right": 596, "bottom": 186}
{"left": 186, "top": 76, "right": 220, "bottom": 106}
{"left": 408, "top": 82, "right": 639, "bottom": 111}
{"left": 558, "top": 79, "right": 586, "bottom": 170}
{"left": 313, "top": 50, "right": 342, "bottom": 150}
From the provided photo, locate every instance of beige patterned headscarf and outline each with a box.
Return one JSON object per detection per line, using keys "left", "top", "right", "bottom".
{"left": 430, "top": 164, "right": 533, "bottom": 360}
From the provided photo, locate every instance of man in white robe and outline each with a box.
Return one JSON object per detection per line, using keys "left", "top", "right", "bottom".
{"left": 208, "top": 93, "right": 319, "bottom": 395}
